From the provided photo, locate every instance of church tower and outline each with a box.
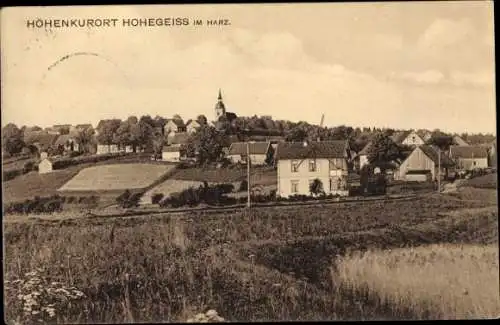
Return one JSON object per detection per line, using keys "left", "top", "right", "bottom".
{"left": 215, "top": 88, "right": 226, "bottom": 120}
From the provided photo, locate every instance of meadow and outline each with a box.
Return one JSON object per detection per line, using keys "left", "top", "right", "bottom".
{"left": 3, "top": 188, "right": 498, "bottom": 323}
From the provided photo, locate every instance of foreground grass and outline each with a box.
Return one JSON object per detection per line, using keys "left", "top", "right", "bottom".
{"left": 335, "top": 244, "right": 500, "bottom": 319}
{"left": 3, "top": 191, "right": 497, "bottom": 322}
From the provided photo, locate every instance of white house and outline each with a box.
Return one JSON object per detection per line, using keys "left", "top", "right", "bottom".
{"left": 394, "top": 145, "right": 455, "bottom": 182}
{"left": 96, "top": 144, "right": 120, "bottom": 155}
{"left": 227, "top": 142, "right": 272, "bottom": 165}
{"left": 162, "top": 145, "right": 181, "bottom": 162}
{"left": 275, "top": 140, "right": 351, "bottom": 197}
{"left": 186, "top": 119, "right": 202, "bottom": 134}
{"left": 449, "top": 146, "right": 489, "bottom": 170}
{"left": 164, "top": 119, "right": 186, "bottom": 134}
{"left": 391, "top": 130, "right": 425, "bottom": 146}
{"left": 38, "top": 153, "right": 54, "bottom": 174}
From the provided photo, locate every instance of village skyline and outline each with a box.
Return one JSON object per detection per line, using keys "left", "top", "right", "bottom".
{"left": 1, "top": 2, "right": 496, "bottom": 134}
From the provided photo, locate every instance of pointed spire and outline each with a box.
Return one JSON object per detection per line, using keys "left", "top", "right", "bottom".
{"left": 218, "top": 88, "right": 222, "bottom": 100}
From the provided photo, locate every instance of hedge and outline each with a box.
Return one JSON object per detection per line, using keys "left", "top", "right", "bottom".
{"left": 52, "top": 152, "right": 128, "bottom": 170}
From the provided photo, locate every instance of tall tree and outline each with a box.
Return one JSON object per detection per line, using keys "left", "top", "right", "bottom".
{"left": 2, "top": 123, "right": 24, "bottom": 156}
{"left": 285, "top": 126, "right": 308, "bottom": 142}
{"left": 75, "top": 127, "right": 95, "bottom": 154}
{"left": 183, "top": 125, "right": 223, "bottom": 166}
{"left": 427, "top": 134, "right": 454, "bottom": 151}
{"left": 196, "top": 115, "right": 208, "bottom": 126}
{"left": 367, "top": 133, "right": 405, "bottom": 170}
{"left": 96, "top": 119, "right": 121, "bottom": 148}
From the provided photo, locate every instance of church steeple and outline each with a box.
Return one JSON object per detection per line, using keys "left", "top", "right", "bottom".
{"left": 215, "top": 88, "right": 226, "bottom": 120}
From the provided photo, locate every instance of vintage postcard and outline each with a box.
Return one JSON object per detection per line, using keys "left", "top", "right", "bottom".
{"left": 1, "top": 2, "right": 498, "bottom": 323}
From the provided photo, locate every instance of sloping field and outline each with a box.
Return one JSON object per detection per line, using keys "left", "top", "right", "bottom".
{"left": 2, "top": 169, "right": 82, "bottom": 203}
{"left": 58, "top": 163, "right": 175, "bottom": 192}
{"left": 463, "top": 173, "right": 497, "bottom": 189}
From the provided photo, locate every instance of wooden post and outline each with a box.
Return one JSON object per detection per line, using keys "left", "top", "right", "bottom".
{"left": 247, "top": 142, "right": 251, "bottom": 208}
{"left": 437, "top": 149, "right": 441, "bottom": 193}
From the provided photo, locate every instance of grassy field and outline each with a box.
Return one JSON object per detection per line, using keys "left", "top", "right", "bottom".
{"left": 3, "top": 169, "right": 82, "bottom": 204}
{"left": 463, "top": 173, "right": 497, "bottom": 189}
{"left": 336, "top": 244, "right": 499, "bottom": 319}
{"left": 3, "top": 186, "right": 497, "bottom": 323}
{"left": 58, "top": 163, "right": 175, "bottom": 192}
{"left": 170, "top": 166, "right": 276, "bottom": 184}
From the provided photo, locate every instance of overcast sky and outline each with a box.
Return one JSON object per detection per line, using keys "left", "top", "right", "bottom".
{"left": 1, "top": 2, "right": 496, "bottom": 134}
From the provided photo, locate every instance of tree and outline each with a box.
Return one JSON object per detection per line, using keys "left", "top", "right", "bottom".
{"left": 184, "top": 125, "right": 223, "bottom": 166}
{"left": 2, "top": 123, "right": 25, "bottom": 156}
{"left": 96, "top": 119, "right": 121, "bottom": 148}
{"left": 285, "top": 127, "right": 308, "bottom": 142}
{"left": 151, "top": 128, "right": 165, "bottom": 159}
{"left": 196, "top": 115, "right": 208, "bottom": 126}
{"left": 75, "top": 127, "right": 95, "bottom": 154}
{"left": 427, "top": 135, "right": 454, "bottom": 151}
{"left": 309, "top": 178, "right": 324, "bottom": 196}
{"left": 367, "top": 133, "right": 405, "bottom": 170}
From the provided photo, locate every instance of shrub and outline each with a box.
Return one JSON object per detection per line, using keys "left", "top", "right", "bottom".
{"left": 116, "top": 189, "right": 131, "bottom": 206}
{"left": 239, "top": 180, "right": 248, "bottom": 191}
{"left": 152, "top": 193, "right": 164, "bottom": 205}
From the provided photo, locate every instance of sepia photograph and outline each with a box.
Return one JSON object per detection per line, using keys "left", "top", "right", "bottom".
{"left": 1, "top": 2, "right": 498, "bottom": 323}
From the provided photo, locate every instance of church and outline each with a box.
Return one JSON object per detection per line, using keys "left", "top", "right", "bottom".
{"left": 214, "top": 89, "right": 237, "bottom": 124}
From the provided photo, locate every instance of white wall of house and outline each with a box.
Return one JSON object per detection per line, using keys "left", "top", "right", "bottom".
{"left": 456, "top": 158, "right": 488, "bottom": 170}
{"left": 96, "top": 144, "right": 119, "bottom": 155}
{"left": 162, "top": 151, "right": 180, "bottom": 162}
{"left": 394, "top": 147, "right": 438, "bottom": 181}
{"left": 38, "top": 159, "right": 53, "bottom": 174}
{"left": 229, "top": 154, "right": 268, "bottom": 165}
{"left": 402, "top": 131, "right": 425, "bottom": 146}
{"left": 277, "top": 158, "right": 348, "bottom": 197}
{"left": 359, "top": 154, "right": 369, "bottom": 169}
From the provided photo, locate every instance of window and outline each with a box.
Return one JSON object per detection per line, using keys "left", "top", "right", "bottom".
{"left": 309, "top": 159, "right": 316, "bottom": 172}
{"left": 291, "top": 180, "right": 299, "bottom": 193}
{"left": 473, "top": 161, "right": 477, "bottom": 166}
{"left": 291, "top": 160, "right": 299, "bottom": 172}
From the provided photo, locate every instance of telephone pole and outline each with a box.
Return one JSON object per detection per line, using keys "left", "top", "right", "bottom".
{"left": 247, "top": 142, "right": 251, "bottom": 208}
{"left": 437, "top": 149, "right": 441, "bottom": 193}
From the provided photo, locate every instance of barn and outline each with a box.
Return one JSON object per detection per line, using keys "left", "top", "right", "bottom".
{"left": 394, "top": 145, "right": 455, "bottom": 181}
{"left": 227, "top": 142, "right": 272, "bottom": 165}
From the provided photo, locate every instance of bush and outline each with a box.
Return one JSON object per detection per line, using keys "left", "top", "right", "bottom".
{"left": 239, "top": 180, "right": 248, "bottom": 191}
{"left": 4, "top": 195, "right": 65, "bottom": 215}
{"left": 152, "top": 193, "right": 164, "bottom": 205}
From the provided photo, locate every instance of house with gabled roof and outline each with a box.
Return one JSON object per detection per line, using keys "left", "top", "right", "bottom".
{"left": 394, "top": 145, "right": 455, "bottom": 182}
{"left": 449, "top": 146, "right": 489, "bottom": 170}
{"left": 23, "top": 131, "right": 59, "bottom": 153}
{"left": 390, "top": 130, "right": 425, "bottom": 147}
{"left": 275, "top": 140, "right": 351, "bottom": 197}
{"left": 164, "top": 118, "right": 186, "bottom": 134}
{"left": 227, "top": 141, "right": 272, "bottom": 165}
{"left": 452, "top": 135, "right": 469, "bottom": 146}
{"left": 185, "top": 119, "right": 201, "bottom": 134}
{"left": 53, "top": 134, "right": 81, "bottom": 153}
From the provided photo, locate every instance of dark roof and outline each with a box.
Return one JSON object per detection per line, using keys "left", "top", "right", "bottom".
{"left": 450, "top": 146, "right": 489, "bottom": 159}
{"left": 23, "top": 131, "right": 59, "bottom": 149}
{"left": 452, "top": 135, "right": 469, "bottom": 146}
{"left": 390, "top": 130, "right": 412, "bottom": 144}
{"left": 168, "top": 119, "right": 185, "bottom": 128}
{"left": 418, "top": 145, "right": 455, "bottom": 167}
{"left": 358, "top": 141, "right": 373, "bottom": 155}
{"left": 162, "top": 146, "right": 181, "bottom": 153}
{"left": 228, "top": 142, "right": 271, "bottom": 155}
{"left": 54, "top": 134, "right": 78, "bottom": 146}
{"left": 167, "top": 132, "right": 190, "bottom": 145}
{"left": 275, "top": 140, "right": 348, "bottom": 160}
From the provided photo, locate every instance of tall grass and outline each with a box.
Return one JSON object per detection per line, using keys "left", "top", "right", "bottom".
{"left": 335, "top": 244, "right": 500, "bottom": 319}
